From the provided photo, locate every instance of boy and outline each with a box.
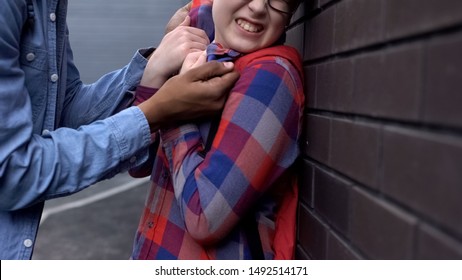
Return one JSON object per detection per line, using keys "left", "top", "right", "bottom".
{"left": 130, "top": 0, "right": 304, "bottom": 259}
{"left": 0, "top": 0, "right": 238, "bottom": 260}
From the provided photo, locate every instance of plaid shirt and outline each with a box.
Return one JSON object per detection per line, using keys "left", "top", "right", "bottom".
{"left": 130, "top": 0, "right": 304, "bottom": 260}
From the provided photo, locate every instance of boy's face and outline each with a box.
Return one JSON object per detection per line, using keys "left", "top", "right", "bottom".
{"left": 212, "top": 0, "right": 292, "bottom": 53}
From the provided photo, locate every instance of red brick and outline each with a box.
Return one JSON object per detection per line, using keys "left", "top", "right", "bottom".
{"left": 298, "top": 205, "right": 328, "bottom": 259}
{"left": 382, "top": 126, "right": 462, "bottom": 235}
{"left": 329, "top": 119, "right": 380, "bottom": 188}
{"left": 350, "top": 187, "right": 417, "bottom": 259}
{"left": 295, "top": 244, "right": 311, "bottom": 260}
{"left": 416, "top": 224, "right": 462, "bottom": 259}
{"left": 334, "top": 0, "right": 384, "bottom": 53}
{"left": 423, "top": 32, "right": 462, "bottom": 128}
{"left": 291, "top": 0, "right": 307, "bottom": 22}
{"left": 304, "top": 65, "right": 317, "bottom": 109}
{"left": 327, "top": 231, "right": 362, "bottom": 260}
{"left": 384, "top": 0, "right": 462, "bottom": 40}
{"left": 305, "top": 6, "right": 335, "bottom": 60}
{"left": 319, "top": 0, "right": 334, "bottom": 7}
{"left": 352, "top": 44, "right": 422, "bottom": 121}
{"left": 299, "top": 159, "right": 314, "bottom": 208}
{"left": 315, "top": 58, "right": 355, "bottom": 112}
{"left": 313, "top": 167, "right": 352, "bottom": 236}
{"left": 303, "top": 114, "right": 331, "bottom": 164}
{"left": 286, "top": 23, "right": 305, "bottom": 58}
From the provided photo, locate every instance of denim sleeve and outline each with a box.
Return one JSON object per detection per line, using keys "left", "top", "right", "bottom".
{"left": 60, "top": 31, "right": 151, "bottom": 128}
{"left": 0, "top": 2, "right": 152, "bottom": 211}
{"left": 0, "top": 106, "right": 152, "bottom": 211}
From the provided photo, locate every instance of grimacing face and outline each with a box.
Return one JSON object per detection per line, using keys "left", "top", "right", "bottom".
{"left": 212, "top": 0, "right": 294, "bottom": 53}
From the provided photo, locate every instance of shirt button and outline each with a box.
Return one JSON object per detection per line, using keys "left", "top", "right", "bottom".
{"left": 50, "top": 74, "right": 59, "bottom": 82}
{"left": 23, "top": 239, "right": 33, "bottom": 248}
{"left": 42, "top": 129, "right": 50, "bottom": 135}
{"left": 129, "top": 156, "right": 137, "bottom": 163}
{"left": 26, "top": 52, "right": 36, "bottom": 62}
{"left": 50, "top": 13, "right": 56, "bottom": 22}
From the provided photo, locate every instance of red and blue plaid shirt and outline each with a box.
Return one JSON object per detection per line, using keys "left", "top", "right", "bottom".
{"left": 130, "top": 0, "right": 304, "bottom": 259}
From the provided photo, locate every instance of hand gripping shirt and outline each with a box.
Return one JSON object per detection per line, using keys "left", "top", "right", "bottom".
{"left": 0, "top": 0, "right": 152, "bottom": 259}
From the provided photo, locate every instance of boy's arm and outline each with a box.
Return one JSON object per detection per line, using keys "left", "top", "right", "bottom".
{"left": 161, "top": 57, "right": 304, "bottom": 244}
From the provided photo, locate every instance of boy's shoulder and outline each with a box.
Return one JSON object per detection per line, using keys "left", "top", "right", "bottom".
{"left": 235, "top": 45, "right": 302, "bottom": 74}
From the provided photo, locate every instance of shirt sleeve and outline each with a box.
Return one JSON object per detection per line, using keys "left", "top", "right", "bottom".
{"left": 0, "top": 105, "right": 152, "bottom": 211}
{"left": 0, "top": 2, "right": 152, "bottom": 211}
{"left": 160, "top": 57, "right": 304, "bottom": 244}
{"left": 60, "top": 44, "right": 154, "bottom": 128}
{"left": 128, "top": 85, "right": 160, "bottom": 178}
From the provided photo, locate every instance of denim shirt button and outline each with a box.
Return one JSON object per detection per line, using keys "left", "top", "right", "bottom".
{"left": 129, "top": 156, "right": 137, "bottom": 164}
{"left": 42, "top": 129, "right": 50, "bottom": 136}
{"left": 23, "top": 239, "right": 33, "bottom": 248}
{"left": 50, "top": 13, "right": 56, "bottom": 22}
{"left": 26, "top": 53, "right": 36, "bottom": 62}
{"left": 50, "top": 74, "right": 59, "bottom": 82}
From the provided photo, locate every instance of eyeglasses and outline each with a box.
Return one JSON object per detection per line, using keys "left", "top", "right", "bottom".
{"left": 266, "top": 0, "right": 294, "bottom": 15}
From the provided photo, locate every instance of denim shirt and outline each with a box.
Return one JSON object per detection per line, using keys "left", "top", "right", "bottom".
{"left": 0, "top": 0, "right": 152, "bottom": 259}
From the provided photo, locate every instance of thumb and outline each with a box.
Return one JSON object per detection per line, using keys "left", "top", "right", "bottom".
{"left": 194, "top": 51, "right": 207, "bottom": 66}
{"left": 179, "top": 15, "right": 191, "bottom": 27}
{"left": 204, "top": 69, "right": 240, "bottom": 92}
{"left": 188, "top": 61, "right": 236, "bottom": 81}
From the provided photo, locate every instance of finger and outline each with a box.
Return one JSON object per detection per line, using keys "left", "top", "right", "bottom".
{"left": 188, "top": 50, "right": 205, "bottom": 58}
{"left": 203, "top": 70, "right": 240, "bottom": 91}
{"left": 184, "top": 51, "right": 203, "bottom": 65}
{"left": 181, "top": 27, "right": 210, "bottom": 45}
{"left": 188, "top": 42, "right": 207, "bottom": 52}
{"left": 179, "top": 15, "right": 190, "bottom": 27}
{"left": 183, "top": 51, "right": 207, "bottom": 72}
{"left": 170, "top": 28, "right": 209, "bottom": 47}
{"left": 187, "top": 61, "right": 236, "bottom": 81}
{"left": 193, "top": 51, "right": 207, "bottom": 66}
{"left": 177, "top": 35, "right": 209, "bottom": 49}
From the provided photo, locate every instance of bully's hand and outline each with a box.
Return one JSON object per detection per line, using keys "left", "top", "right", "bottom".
{"left": 138, "top": 61, "right": 240, "bottom": 132}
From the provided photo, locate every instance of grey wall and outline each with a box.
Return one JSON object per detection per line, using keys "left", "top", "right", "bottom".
{"left": 67, "top": 0, "right": 188, "bottom": 83}
{"left": 286, "top": 0, "right": 462, "bottom": 259}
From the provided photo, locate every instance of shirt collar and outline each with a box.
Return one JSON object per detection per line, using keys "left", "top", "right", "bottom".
{"left": 206, "top": 42, "right": 242, "bottom": 62}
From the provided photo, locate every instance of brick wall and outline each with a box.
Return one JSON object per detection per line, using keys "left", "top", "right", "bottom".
{"left": 286, "top": 0, "right": 462, "bottom": 259}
